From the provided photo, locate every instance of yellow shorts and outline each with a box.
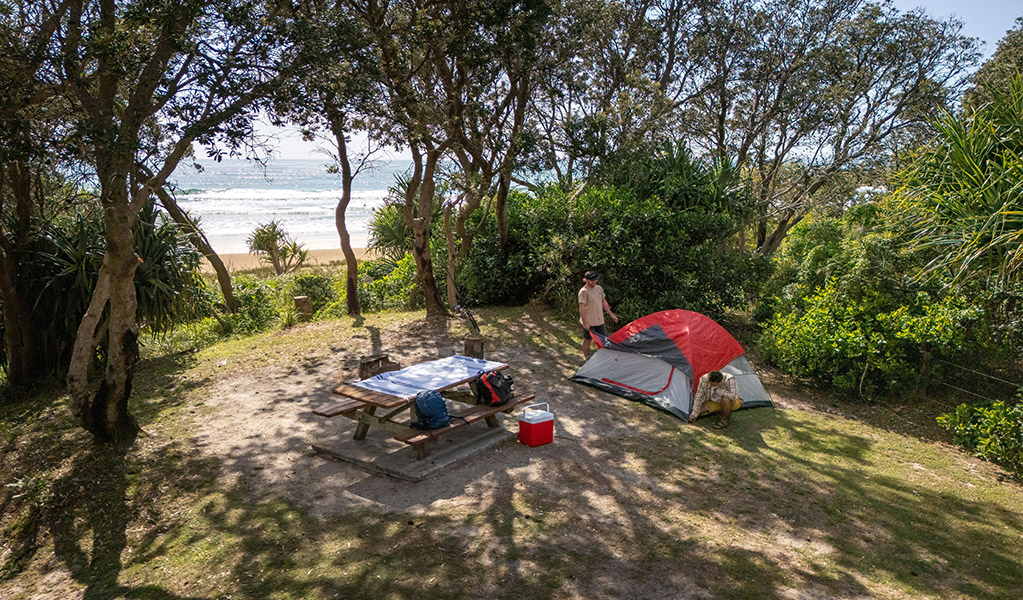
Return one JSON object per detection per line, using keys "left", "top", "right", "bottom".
{"left": 702, "top": 397, "right": 743, "bottom": 415}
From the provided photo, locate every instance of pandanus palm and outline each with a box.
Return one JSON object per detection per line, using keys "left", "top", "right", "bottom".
{"left": 898, "top": 75, "right": 1023, "bottom": 289}
{"left": 246, "top": 220, "right": 308, "bottom": 275}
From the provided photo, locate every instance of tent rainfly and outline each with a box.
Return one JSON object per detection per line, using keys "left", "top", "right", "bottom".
{"left": 571, "top": 309, "right": 772, "bottom": 420}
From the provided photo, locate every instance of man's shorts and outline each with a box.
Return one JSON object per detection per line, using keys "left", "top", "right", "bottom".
{"left": 583, "top": 324, "right": 607, "bottom": 341}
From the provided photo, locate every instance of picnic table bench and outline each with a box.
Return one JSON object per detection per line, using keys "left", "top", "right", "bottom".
{"left": 315, "top": 355, "right": 531, "bottom": 460}
{"left": 393, "top": 393, "right": 535, "bottom": 459}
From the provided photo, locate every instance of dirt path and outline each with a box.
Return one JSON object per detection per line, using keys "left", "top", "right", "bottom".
{"left": 186, "top": 312, "right": 980, "bottom": 528}
{"left": 188, "top": 317, "right": 636, "bottom": 518}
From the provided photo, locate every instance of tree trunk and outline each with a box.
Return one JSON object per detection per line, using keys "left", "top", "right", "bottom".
{"left": 413, "top": 150, "right": 447, "bottom": 317}
{"left": 444, "top": 204, "right": 457, "bottom": 310}
{"left": 0, "top": 161, "right": 45, "bottom": 388}
{"left": 326, "top": 107, "right": 361, "bottom": 316}
{"left": 151, "top": 182, "right": 239, "bottom": 313}
{"left": 402, "top": 144, "right": 448, "bottom": 318}
{"left": 494, "top": 75, "right": 527, "bottom": 252}
{"left": 757, "top": 210, "right": 805, "bottom": 255}
{"left": 336, "top": 205, "right": 361, "bottom": 316}
{"left": 0, "top": 253, "right": 44, "bottom": 387}
{"left": 495, "top": 172, "right": 511, "bottom": 251}
{"left": 67, "top": 165, "right": 141, "bottom": 445}
{"left": 411, "top": 229, "right": 445, "bottom": 316}
{"left": 455, "top": 189, "right": 484, "bottom": 257}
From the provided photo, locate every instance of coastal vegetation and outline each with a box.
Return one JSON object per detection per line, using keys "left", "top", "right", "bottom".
{"left": 1, "top": 0, "right": 1022, "bottom": 596}
{"left": 1, "top": 308, "right": 1021, "bottom": 599}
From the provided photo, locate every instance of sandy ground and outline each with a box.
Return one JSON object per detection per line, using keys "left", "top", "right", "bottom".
{"left": 184, "top": 316, "right": 821, "bottom": 521}
{"left": 187, "top": 318, "right": 598, "bottom": 519}
{"left": 201, "top": 247, "right": 370, "bottom": 273}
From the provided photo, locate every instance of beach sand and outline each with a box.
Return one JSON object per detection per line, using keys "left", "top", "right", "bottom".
{"left": 202, "top": 247, "right": 370, "bottom": 273}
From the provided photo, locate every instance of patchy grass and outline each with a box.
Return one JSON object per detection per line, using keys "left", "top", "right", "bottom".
{"left": 1, "top": 307, "right": 1021, "bottom": 600}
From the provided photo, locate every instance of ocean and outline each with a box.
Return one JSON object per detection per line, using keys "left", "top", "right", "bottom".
{"left": 167, "top": 158, "right": 411, "bottom": 254}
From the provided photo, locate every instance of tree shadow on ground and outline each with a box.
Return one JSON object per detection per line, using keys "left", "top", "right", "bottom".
{"left": 6, "top": 308, "right": 1020, "bottom": 599}
{"left": 46, "top": 442, "right": 210, "bottom": 600}
{"left": 155, "top": 309, "right": 1023, "bottom": 599}
{"left": 624, "top": 407, "right": 1023, "bottom": 599}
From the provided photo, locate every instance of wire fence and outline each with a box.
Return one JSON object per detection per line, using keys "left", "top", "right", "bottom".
{"left": 936, "top": 358, "right": 1021, "bottom": 403}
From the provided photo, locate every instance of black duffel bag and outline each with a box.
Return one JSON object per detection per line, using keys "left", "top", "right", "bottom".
{"left": 473, "top": 370, "right": 514, "bottom": 407}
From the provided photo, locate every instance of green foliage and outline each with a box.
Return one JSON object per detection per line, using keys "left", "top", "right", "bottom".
{"left": 458, "top": 172, "right": 767, "bottom": 319}
{"left": 133, "top": 201, "right": 211, "bottom": 332}
{"left": 758, "top": 205, "right": 996, "bottom": 398}
{"left": 0, "top": 199, "right": 209, "bottom": 375}
{"left": 286, "top": 273, "right": 336, "bottom": 313}
{"left": 938, "top": 400, "right": 1023, "bottom": 477}
{"left": 358, "top": 254, "right": 421, "bottom": 313}
{"left": 224, "top": 276, "right": 280, "bottom": 334}
{"left": 598, "top": 143, "right": 754, "bottom": 217}
{"left": 897, "top": 74, "right": 1023, "bottom": 290}
{"left": 762, "top": 281, "right": 979, "bottom": 397}
{"left": 366, "top": 175, "right": 445, "bottom": 272}
{"left": 964, "top": 18, "right": 1023, "bottom": 110}
{"left": 367, "top": 200, "right": 412, "bottom": 267}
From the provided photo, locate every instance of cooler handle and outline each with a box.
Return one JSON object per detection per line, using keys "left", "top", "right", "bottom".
{"left": 522, "top": 402, "right": 549, "bottom": 414}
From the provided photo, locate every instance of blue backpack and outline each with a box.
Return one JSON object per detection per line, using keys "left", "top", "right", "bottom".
{"left": 411, "top": 390, "right": 450, "bottom": 429}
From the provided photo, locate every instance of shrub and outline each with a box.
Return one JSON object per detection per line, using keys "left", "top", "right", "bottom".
{"left": 359, "top": 254, "right": 421, "bottom": 313}
{"left": 761, "top": 281, "right": 980, "bottom": 397}
{"left": 227, "top": 276, "right": 280, "bottom": 333}
{"left": 287, "top": 273, "right": 336, "bottom": 312}
{"left": 757, "top": 200, "right": 1015, "bottom": 399}
{"left": 247, "top": 220, "right": 308, "bottom": 275}
{"left": 1, "top": 199, "right": 209, "bottom": 377}
{"left": 938, "top": 400, "right": 1023, "bottom": 477}
{"left": 457, "top": 184, "right": 766, "bottom": 320}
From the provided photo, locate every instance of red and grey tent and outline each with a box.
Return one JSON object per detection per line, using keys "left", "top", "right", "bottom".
{"left": 571, "top": 309, "right": 772, "bottom": 420}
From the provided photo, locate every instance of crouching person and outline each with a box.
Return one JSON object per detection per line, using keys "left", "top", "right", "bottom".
{"left": 688, "top": 370, "right": 740, "bottom": 429}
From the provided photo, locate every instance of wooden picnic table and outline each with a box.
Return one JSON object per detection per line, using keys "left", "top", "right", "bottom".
{"left": 315, "top": 355, "right": 533, "bottom": 459}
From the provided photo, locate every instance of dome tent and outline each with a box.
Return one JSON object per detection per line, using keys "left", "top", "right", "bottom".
{"left": 571, "top": 309, "right": 772, "bottom": 420}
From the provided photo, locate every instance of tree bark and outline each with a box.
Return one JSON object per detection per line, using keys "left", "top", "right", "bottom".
{"left": 0, "top": 252, "right": 43, "bottom": 387}
{"left": 495, "top": 74, "right": 528, "bottom": 251}
{"left": 495, "top": 172, "right": 511, "bottom": 251}
{"left": 326, "top": 106, "right": 361, "bottom": 316}
{"left": 149, "top": 181, "right": 239, "bottom": 313}
{"left": 757, "top": 210, "right": 805, "bottom": 255}
{"left": 444, "top": 204, "right": 457, "bottom": 310}
{"left": 0, "top": 161, "right": 45, "bottom": 388}
{"left": 67, "top": 158, "right": 141, "bottom": 444}
{"left": 406, "top": 145, "right": 448, "bottom": 318}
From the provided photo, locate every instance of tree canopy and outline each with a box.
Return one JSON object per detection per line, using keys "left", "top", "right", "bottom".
{"left": 0, "top": 0, "right": 1001, "bottom": 442}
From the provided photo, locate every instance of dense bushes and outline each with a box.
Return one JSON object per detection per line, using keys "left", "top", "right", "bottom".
{"left": 757, "top": 205, "right": 996, "bottom": 398}
{"left": 938, "top": 400, "right": 1023, "bottom": 477}
{"left": 762, "top": 280, "right": 980, "bottom": 396}
{"left": 288, "top": 274, "right": 335, "bottom": 313}
{"left": 457, "top": 148, "right": 767, "bottom": 320}
{"left": 0, "top": 200, "right": 210, "bottom": 377}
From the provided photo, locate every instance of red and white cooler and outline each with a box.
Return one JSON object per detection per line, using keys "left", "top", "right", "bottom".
{"left": 518, "top": 403, "right": 554, "bottom": 446}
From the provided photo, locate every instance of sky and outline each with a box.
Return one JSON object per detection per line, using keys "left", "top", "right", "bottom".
{"left": 893, "top": 0, "right": 1021, "bottom": 58}
{"left": 267, "top": 0, "right": 1023, "bottom": 160}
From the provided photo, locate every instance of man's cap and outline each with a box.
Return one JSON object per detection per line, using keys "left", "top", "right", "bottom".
{"left": 583, "top": 270, "right": 599, "bottom": 280}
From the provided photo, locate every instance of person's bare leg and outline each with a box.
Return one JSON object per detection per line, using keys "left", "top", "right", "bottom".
{"left": 717, "top": 394, "right": 734, "bottom": 427}
{"left": 582, "top": 338, "right": 592, "bottom": 360}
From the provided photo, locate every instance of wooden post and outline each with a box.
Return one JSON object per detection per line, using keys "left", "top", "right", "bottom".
{"left": 918, "top": 349, "right": 932, "bottom": 397}
{"left": 294, "top": 296, "right": 313, "bottom": 321}
{"left": 464, "top": 337, "right": 485, "bottom": 359}
{"left": 359, "top": 354, "right": 401, "bottom": 379}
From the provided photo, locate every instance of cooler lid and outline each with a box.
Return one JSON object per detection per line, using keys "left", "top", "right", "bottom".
{"left": 519, "top": 403, "right": 553, "bottom": 424}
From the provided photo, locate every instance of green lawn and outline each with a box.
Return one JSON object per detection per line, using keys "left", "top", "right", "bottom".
{"left": 1, "top": 307, "right": 1020, "bottom": 599}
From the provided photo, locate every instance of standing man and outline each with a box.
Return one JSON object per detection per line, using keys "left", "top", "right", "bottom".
{"left": 688, "top": 370, "right": 740, "bottom": 429}
{"left": 579, "top": 270, "right": 618, "bottom": 360}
